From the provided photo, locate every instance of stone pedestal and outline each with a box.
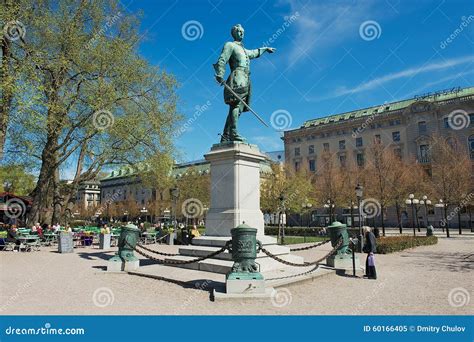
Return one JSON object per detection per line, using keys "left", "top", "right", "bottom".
{"left": 107, "top": 258, "right": 140, "bottom": 272}
{"left": 58, "top": 232, "right": 74, "bottom": 253}
{"left": 204, "top": 142, "right": 266, "bottom": 237}
{"left": 99, "top": 233, "right": 111, "bottom": 249}
{"left": 327, "top": 254, "right": 360, "bottom": 271}
{"left": 226, "top": 272, "right": 265, "bottom": 294}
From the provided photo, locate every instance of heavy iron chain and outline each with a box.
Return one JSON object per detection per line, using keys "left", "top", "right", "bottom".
{"left": 127, "top": 241, "right": 230, "bottom": 265}
{"left": 260, "top": 238, "right": 343, "bottom": 267}
{"left": 289, "top": 239, "right": 331, "bottom": 252}
{"left": 135, "top": 242, "right": 180, "bottom": 257}
{"left": 263, "top": 239, "right": 343, "bottom": 281}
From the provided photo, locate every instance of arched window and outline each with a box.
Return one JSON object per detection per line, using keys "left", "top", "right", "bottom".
{"left": 469, "top": 135, "right": 474, "bottom": 160}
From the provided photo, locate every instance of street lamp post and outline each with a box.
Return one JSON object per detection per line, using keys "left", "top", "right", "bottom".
{"left": 140, "top": 207, "right": 148, "bottom": 223}
{"left": 436, "top": 199, "right": 450, "bottom": 238}
{"left": 302, "top": 202, "right": 312, "bottom": 243}
{"left": 323, "top": 200, "right": 335, "bottom": 224}
{"left": 421, "top": 195, "right": 431, "bottom": 227}
{"left": 355, "top": 184, "right": 363, "bottom": 252}
{"left": 170, "top": 187, "right": 180, "bottom": 228}
{"left": 405, "top": 194, "right": 418, "bottom": 236}
{"left": 278, "top": 193, "right": 286, "bottom": 245}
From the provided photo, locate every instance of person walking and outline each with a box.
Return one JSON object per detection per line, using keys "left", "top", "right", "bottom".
{"left": 362, "top": 226, "right": 377, "bottom": 279}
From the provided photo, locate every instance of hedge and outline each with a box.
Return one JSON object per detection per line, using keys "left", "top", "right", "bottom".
{"left": 264, "top": 226, "right": 325, "bottom": 237}
{"left": 376, "top": 235, "right": 438, "bottom": 254}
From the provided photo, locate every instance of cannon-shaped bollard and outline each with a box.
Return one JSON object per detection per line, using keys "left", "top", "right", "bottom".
{"left": 107, "top": 223, "right": 140, "bottom": 272}
{"left": 225, "top": 223, "right": 265, "bottom": 294}
{"left": 326, "top": 221, "right": 360, "bottom": 271}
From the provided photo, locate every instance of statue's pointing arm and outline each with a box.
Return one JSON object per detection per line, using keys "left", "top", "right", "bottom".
{"left": 246, "top": 47, "right": 276, "bottom": 59}
{"left": 213, "top": 42, "right": 233, "bottom": 82}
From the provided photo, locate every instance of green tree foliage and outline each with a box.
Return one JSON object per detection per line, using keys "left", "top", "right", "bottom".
{"left": 1, "top": 0, "right": 181, "bottom": 223}
{"left": 0, "top": 164, "right": 35, "bottom": 195}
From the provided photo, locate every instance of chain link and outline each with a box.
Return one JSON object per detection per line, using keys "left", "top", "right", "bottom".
{"left": 260, "top": 238, "right": 343, "bottom": 267}
{"left": 135, "top": 242, "right": 180, "bottom": 257}
{"left": 127, "top": 241, "right": 229, "bottom": 265}
{"left": 289, "top": 239, "right": 331, "bottom": 252}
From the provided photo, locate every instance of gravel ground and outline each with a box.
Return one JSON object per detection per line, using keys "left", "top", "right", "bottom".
{"left": 0, "top": 234, "right": 472, "bottom": 315}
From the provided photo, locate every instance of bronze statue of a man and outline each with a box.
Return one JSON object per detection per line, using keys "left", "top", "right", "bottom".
{"left": 213, "top": 24, "right": 275, "bottom": 142}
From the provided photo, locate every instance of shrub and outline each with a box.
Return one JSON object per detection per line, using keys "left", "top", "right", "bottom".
{"left": 264, "top": 226, "right": 326, "bottom": 237}
{"left": 70, "top": 220, "right": 86, "bottom": 228}
{"left": 376, "top": 235, "right": 438, "bottom": 254}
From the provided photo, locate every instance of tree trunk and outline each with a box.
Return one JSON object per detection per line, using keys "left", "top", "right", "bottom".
{"left": 458, "top": 206, "right": 462, "bottom": 235}
{"left": 381, "top": 204, "right": 385, "bottom": 236}
{"left": 0, "top": 36, "right": 13, "bottom": 160}
{"left": 395, "top": 201, "right": 402, "bottom": 234}
{"left": 51, "top": 166, "right": 62, "bottom": 225}
{"left": 444, "top": 206, "right": 450, "bottom": 238}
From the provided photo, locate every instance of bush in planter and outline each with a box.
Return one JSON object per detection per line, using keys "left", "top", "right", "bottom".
{"left": 376, "top": 235, "right": 438, "bottom": 254}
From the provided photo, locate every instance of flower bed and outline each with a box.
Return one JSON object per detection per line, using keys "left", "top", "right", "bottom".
{"left": 376, "top": 235, "right": 438, "bottom": 254}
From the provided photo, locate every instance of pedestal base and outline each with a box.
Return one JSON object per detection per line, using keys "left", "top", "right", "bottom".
{"left": 204, "top": 142, "right": 266, "bottom": 236}
{"left": 226, "top": 272, "right": 265, "bottom": 294}
{"left": 327, "top": 254, "right": 360, "bottom": 270}
{"left": 107, "top": 258, "right": 140, "bottom": 272}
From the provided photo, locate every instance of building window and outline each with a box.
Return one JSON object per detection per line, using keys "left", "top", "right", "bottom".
{"left": 374, "top": 134, "right": 381, "bottom": 144}
{"left": 308, "top": 145, "right": 314, "bottom": 154}
{"left": 469, "top": 135, "right": 474, "bottom": 160}
{"left": 419, "top": 144, "right": 430, "bottom": 163}
{"left": 339, "top": 155, "right": 346, "bottom": 167}
{"left": 309, "top": 159, "right": 316, "bottom": 172}
{"left": 323, "top": 143, "right": 329, "bottom": 152}
{"left": 392, "top": 131, "right": 400, "bottom": 142}
{"left": 294, "top": 147, "right": 300, "bottom": 156}
{"left": 339, "top": 140, "right": 346, "bottom": 150}
{"left": 356, "top": 153, "right": 364, "bottom": 167}
{"left": 418, "top": 121, "right": 427, "bottom": 134}
{"left": 356, "top": 137, "right": 363, "bottom": 147}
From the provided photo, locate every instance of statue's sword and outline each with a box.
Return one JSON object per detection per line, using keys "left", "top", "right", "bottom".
{"left": 220, "top": 81, "right": 269, "bottom": 127}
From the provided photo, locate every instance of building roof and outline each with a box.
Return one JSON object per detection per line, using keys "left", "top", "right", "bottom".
{"left": 300, "top": 86, "right": 474, "bottom": 129}
{"left": 101, "top": 158, "right": 273, "bottom": 182}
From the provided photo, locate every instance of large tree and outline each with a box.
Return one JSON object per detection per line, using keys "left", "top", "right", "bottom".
{"left": 429, "top": 135, "right": 471, "bottom": 236}
{"left": 2, "top": 0, "right": 180, "bottom": 224}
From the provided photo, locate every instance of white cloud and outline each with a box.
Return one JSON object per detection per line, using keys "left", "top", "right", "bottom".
{"left": 309, "top": 55, "right": 474, "bottom": 101}
{"left": 333, "top": 55, "right": 474, "bottom": 96}
{"left": 283, "top": 0, "right": 377, "bottom": 65}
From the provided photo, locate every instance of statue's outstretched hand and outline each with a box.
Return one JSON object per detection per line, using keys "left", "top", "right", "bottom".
{"left": 215, "top": 75, "right": 224, "bottom": 84}
{"left": 266, "top": 47, "right": 276, "bottom": 53}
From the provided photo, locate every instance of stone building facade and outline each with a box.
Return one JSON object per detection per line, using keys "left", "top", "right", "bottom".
{"left": 283, "top": 86, "right": 474, "bottom": 228}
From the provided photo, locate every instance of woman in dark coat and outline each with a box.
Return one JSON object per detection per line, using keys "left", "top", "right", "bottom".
{"left": 363, "top": 226, "right": 377, "bottom": 279}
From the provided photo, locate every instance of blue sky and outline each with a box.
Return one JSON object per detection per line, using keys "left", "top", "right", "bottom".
{"left": 122, "top": 0, "right": 474, "bottom": 162}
